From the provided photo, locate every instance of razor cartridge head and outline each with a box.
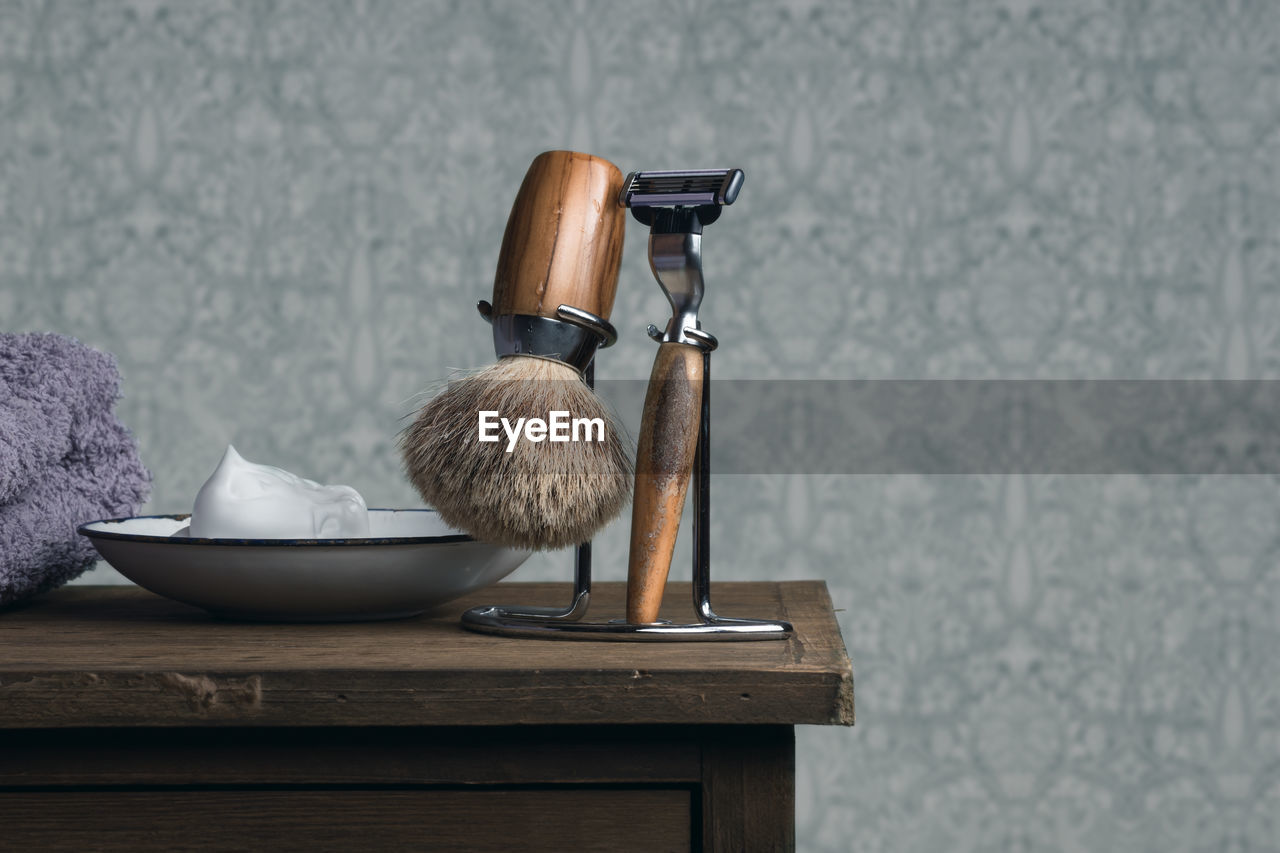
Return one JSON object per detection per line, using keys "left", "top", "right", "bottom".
{"left": 619, "top": 169, "right": 744, "bottom": 208}
{"left": 619, "top": 168, "right": 744, "bottom": 229}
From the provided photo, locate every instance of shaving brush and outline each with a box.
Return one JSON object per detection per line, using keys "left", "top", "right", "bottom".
{"left": 400, "top": 151, "right": 631, "bottom": 550}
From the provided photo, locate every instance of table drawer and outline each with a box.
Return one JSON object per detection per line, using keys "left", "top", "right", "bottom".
{"left": 0, "top": 788, "right": 692, "bottom": 852}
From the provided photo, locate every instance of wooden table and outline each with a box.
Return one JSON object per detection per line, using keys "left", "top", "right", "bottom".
{"left": 0, "top": 581, "right": 853, "bottom": 852}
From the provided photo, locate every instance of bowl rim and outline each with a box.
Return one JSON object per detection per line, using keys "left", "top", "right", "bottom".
{"left": 76, "top": 509, "right": 476, "bottom": 547}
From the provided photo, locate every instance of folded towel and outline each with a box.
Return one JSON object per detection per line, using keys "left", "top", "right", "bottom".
{"left": 0, "top": 333, "right": 120, "bottom": 502}
{"left": 1, "top": 333, "right": 151, "bottom": 605}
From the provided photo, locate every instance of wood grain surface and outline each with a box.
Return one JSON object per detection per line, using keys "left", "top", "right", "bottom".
{"left": 0, "top": 726, "right": 704, "bottom": 787}
{"left": 0, "top": 789, "right": 691, "bottom": 852}
{"left": 701, "top": 726, "right": 795, "bottom": 852}
{"left": 627, "top": 341, "right": 705, "bottom": 624}
{"left": 0, "top": 581, "right": 853, "bottom": 729}
{"left": 0, "top": 725, "right": 795, "bottom": 851}
{"left": 490, "top": 149, "right": 625, "bottom": 321}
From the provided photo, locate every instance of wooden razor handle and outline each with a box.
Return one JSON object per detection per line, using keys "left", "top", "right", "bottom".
{"left": 491, "top": 150, "right": 626, "bottom": 322}
{"left": 626, "top": 341, "right": 705, "bottom": 624}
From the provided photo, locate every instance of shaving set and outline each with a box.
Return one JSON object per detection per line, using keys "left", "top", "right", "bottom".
{"left": 447, "top": 152, "right": 792, "bottom": 641}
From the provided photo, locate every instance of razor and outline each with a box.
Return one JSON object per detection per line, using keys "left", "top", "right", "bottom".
{"left": 619, "top": 168, "right": 743, "bottom": 624}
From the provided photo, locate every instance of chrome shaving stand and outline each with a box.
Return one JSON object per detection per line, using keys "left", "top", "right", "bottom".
{"left": 461, "top": 324, "right": 793, "bottom": 642}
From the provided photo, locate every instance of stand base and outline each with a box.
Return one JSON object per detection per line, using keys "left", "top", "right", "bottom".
{"left": 461, "top": 603, "right": 792, "bottom": 642}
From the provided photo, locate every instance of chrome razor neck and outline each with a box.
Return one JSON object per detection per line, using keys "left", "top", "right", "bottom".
{"left": 649, "top": 231, "right": 704, "bottom": 345}
{"left": 647, "top": 207, "right": 707, "bottom": 346}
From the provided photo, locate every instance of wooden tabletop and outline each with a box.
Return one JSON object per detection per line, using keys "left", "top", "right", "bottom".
{"left": 0, "top": 581, "right": 853, "bottom": 729}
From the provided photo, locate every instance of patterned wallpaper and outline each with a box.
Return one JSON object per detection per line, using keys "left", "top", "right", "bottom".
{"left": 4, "top": 0, "right": 1279, "bottom": 849}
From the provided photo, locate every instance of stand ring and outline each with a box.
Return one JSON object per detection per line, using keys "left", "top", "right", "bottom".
{"left": 646, "top": 323, "right": 717, "bottom": 351}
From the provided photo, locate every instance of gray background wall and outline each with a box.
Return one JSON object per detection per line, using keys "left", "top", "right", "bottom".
{"left": 3, "top": 0, "right": 1277, "bottom": 849}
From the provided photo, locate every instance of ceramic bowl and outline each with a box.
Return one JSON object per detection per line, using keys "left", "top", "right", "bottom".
{"left": 77, "top": 510, "right": 531, "bottom": 622}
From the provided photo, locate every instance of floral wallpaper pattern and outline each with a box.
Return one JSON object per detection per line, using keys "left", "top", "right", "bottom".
{"left": 3, "top": 0, "right": 1279, "bottom": 849}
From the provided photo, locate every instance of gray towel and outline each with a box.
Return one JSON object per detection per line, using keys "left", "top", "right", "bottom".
{"left": 1, "top": 333, "right": 151, "bottom": 605}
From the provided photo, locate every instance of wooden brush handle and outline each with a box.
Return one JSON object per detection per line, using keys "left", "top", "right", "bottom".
{"left": 626, "top": 342, "right": 705, "bottom": 624}
{"left": 491, "top": 150, "right": 626, "bottom": 322}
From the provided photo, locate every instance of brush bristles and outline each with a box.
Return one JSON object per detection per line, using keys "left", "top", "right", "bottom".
{"left": 400, "top": 357, "right": 633, "bottom": 551}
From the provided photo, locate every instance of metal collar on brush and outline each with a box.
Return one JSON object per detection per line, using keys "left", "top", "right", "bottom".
{"left": 476, "top": 300, "right": 617, "bottom": 374}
